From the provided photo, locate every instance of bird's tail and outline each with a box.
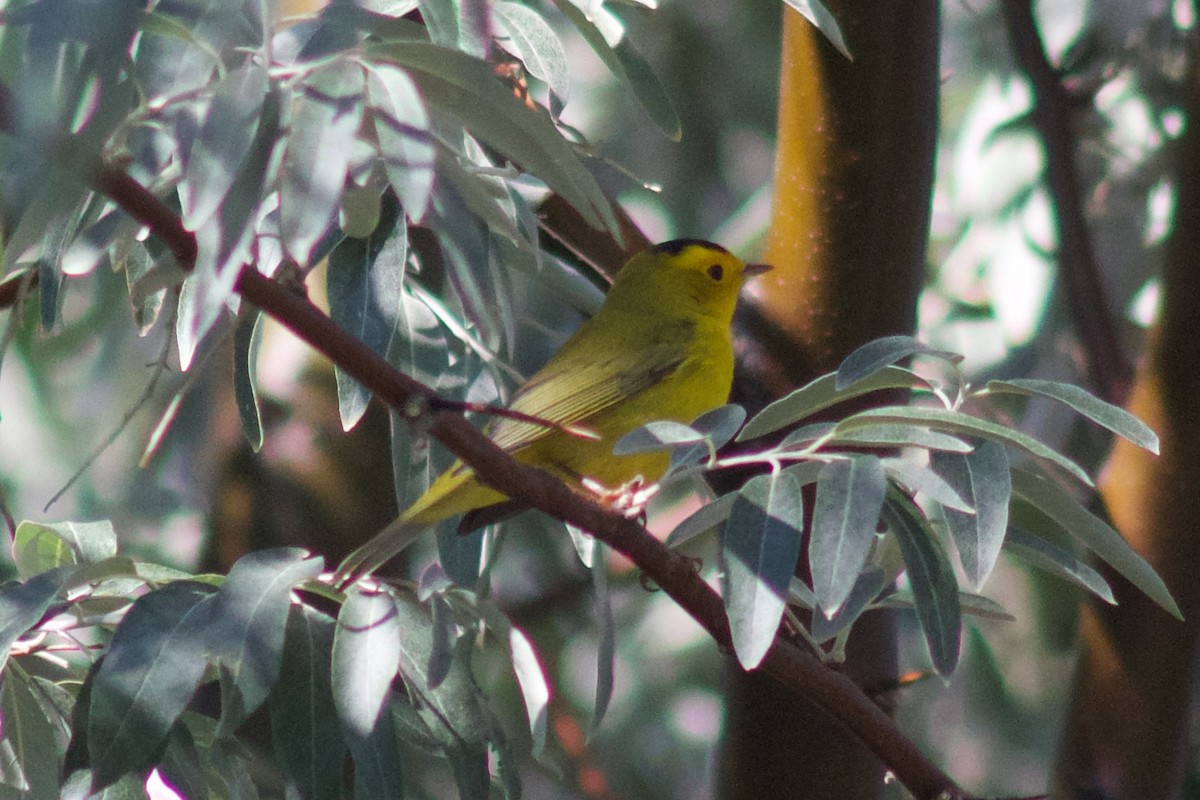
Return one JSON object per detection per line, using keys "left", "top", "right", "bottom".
{"left": 332, "top": 463, "right": 497, "bottom": 587}
{"left": 332, "top": 513, "right": 428, "bottom": 588}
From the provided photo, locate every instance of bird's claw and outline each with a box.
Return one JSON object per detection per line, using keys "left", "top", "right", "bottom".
{"left": 582, "top": 475, "right": 659, "bottom": 520}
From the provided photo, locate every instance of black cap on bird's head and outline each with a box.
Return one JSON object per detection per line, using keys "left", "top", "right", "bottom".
{"left": 650, "top": 238, "right": 731, "bottom": 257}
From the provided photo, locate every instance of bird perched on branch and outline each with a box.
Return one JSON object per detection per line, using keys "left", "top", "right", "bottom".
{"left": 336, "top": 239, "right": 770, "bottom": 583}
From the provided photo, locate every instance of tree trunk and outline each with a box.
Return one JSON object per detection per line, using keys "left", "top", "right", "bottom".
{"left": 1053, "top": 44, "right": 1200, "bottom": 800}
{"left": 717, "top": 4, "right": 939, "bottom": 798}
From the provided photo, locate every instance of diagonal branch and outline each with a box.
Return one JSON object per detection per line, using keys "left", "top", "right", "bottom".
{"left": 1002, "top": 0, "right": 1133, "bottom": 405}
{"left": 0, "top": 131, "right": 969, "bottom": 797}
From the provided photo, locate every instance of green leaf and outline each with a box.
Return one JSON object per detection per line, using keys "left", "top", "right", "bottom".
{"left": 333, "top": 588, "right": 402, "bottom": 738}
{"left": 782, "top": 0, "right": 852, "bottom": 59}
{"left": 931, "top": 441, "right": 1011, "bottom": 588}
{"left": 17, "top": 519, "right": 116, "bottom": 569}
{"left": 493, "top": 2, "right": 571, "bottom": 111}
{"left": 721, "top": 469, "right": 804, "bottom": 669}
{"left": 268, "top": 605, "right": 345, "bottom": 800}
{"left": 737, "top": 366, "right": 930, "bottom": 442}
{"left": 1003, "top": 526, "right": 1114, "bottom": 604}
{"left": 177, "top": 82, "right": 282, "bottom": 369}
{"left": 835, "top": 335, "right": 957, "bottom": 390}
{"left": 875, "top": 589, "right": 1016, "bottom": 622}
{"left": 508, "top": 627, "right": 549, "bottom": 755}
{"left": 427, "top": 594, "right": 456, "bottom": 689}
{"left": 209, "top": 549, "right": 324, "bottom": 734}
{"left": 809, "top": 456, "right": 887, "bottom": 617}
{"left": 12, "top": 524, "right": 74, "bottom": 575}
{"left": 614, "top": 420, "right": 706, "bottom": 455}
{"left": 810, "top": 566, "right": 886, "bottom": 644}
{"left": 666, "top": 493, "right": 736, "bottom": 548}
{"left": 280, "top": 59, "right": 365, "bottom": 266}
{"left": 327, "top": 200, "right": 408, "bottom": 430}
{"left": 883, "top": 493, "right": 961, "bottom": 675}
{"left": 592, "top": 543, "right": 615, "bottom": 731}
{"left": 365, "top": 62, "right": 435, "bottom": 222}
{"left": 233, "top": 309, "right": 265, "bottom": 451}
{"left": 552, "top": 0, "right": 681, "bottom": 139}
{"left": 0, "top": 570, "right": 68, "bottom": 674}
{"left": 665, "top": 405, "right": 748, "bottom": 472}
{"left": 824, "top": 424, "right": 974, "bottom": 453}
{"left": 1009, "top": 468, "right": 1180, "bottom": 618}
{"left": 0, "top": 665, "right": 67, "bottom": 796}
{"left": 180, "top": 64, "right": 270, "bottom": 229}
{"left": 344, "top": 695, "right": 406, "bottom": 800}
{"left": 368, "top": 41, "right": 618, "bottom": 236}
{"left": 88, "top": 581, "right": 216, "bottom": 790}
{"left": 985, "top": 378, "right": 1159, "bottom": 454}
{"left": 392, "top": 594, "right": 490, "bottom": 750}
{"left": 834, "top": 405, "right": 1094, "bottom": 486}
{"left": 881, "top": 458, "right": 973, "bottom": 514}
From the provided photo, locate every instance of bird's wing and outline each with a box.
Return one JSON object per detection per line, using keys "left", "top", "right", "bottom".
{"left": 486, "top": 320, "right": 693, "bottom": 455}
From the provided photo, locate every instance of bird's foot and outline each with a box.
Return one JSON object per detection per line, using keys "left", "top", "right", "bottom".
{"left": 582, "top": 475, "right": 659, "bottom": 520}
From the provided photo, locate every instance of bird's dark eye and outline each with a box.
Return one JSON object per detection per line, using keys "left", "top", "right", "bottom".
{"left": 707, "top": 264, "right": 724, "bottom": 281}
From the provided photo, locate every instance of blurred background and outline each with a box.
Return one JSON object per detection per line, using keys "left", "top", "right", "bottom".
{"left": 0, "top": 0, "right": 1187, "bottom": 797}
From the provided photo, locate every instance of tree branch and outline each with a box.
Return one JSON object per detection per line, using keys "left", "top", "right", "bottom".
{"left": 1001, "top": 0, "right": 1133, "bottom": 405}
{"left": 3, "top": 144, "right": 968, "bottom": 798}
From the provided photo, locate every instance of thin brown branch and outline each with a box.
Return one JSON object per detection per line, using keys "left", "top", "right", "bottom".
{"left": 74, "top": 161, "right": 968, "bottom": 799}
{"left": 1001, "top": 0, "right": 1133, "bottom": 405}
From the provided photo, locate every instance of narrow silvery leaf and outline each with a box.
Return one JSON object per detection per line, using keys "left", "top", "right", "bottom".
{"left": 881, "top": 458, "right": 974, "bottom": 514}
{"left": 181, "top": 64, "right": 269, "bottom": 228}
{"left": 721, "top": 470, "right": 804, "bottom": 670}
{"left": 268, "top": 605, "right": 344, "bottom": 800}
{"left": 1, "top": 667, "right": 63, "bottom": 797}
{"left": 327, "top": 201, "right": 407, "bottom": 430}
{"left": 738, "top": 367, "right": 929, "bottom": 442}
{"left": 985, "top": 378, "right": 1159, "bottom": 454}
{"left": 88, "top": 582, "right": 216, "bottom": 790}
{"left": 809, "top": 456, "right": 887, "bottom": 617}
{"left": 233, "top": 310, "right": 264, "bottom": 451}
{"left": 666, "top": 493, "right": 736, "bottom": 548}
{"left": 811, "top": 566, "right": 887, "bottom": 643}
{"left": 884, "top": 493, "right": 962, "bottom": 675}
{"left": 209, "top": 549, "right": 324, "bottom": 735}
{"left": 613, "top": 421, "right": 706, "bottom": 455}
{"left": 834, "top": 405, "right": 1093, "bottom": 486}
{"left": 1003, "top": 526, "right": 1114, "bottom": 604}
{"left": 692, "top": 404, "right": 748, "bottom": 450}
{"left": 781, "top": 0, "right": 852, "bottom": 59}
{"left": 1009, "top": 467, "right": 1179, "bottom": 618}
{"left": 31, "top": 520, "right": 117, "bottom": 564}
{"left": 333, "top": 588, "right": 402, "bottom": 738}
{"left": 829, "top": 424, "right": 973, "bottom": 453}
{"left": 930, "top": 441, "right": 1010, "bottom": 587}
{"left": 280, "top": 60, "right": 364, "bottom": 265}
{"left": 493, "top": 2, "right": 571, "bottom": 108}
{"left": 509, "top": 627, "right": 550, "bottom": 754}
{"left": 365, "top": 63, "right": 434, "bottom": 222}
{"left": 369, "top": 41, "right": 618, "bottom": 235}
{"left": 835, "top": 335, "right": 925, "bottom": 390}
{"left": 592, "top": 545, "right": 614, "bottom": 731}
{"left": 551, "top": 0, "right": 681, "bottom": 140}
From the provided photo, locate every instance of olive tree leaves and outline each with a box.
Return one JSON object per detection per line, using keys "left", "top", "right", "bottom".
{"left": 625, "top": 335, "right": 1175, "bottom": 674}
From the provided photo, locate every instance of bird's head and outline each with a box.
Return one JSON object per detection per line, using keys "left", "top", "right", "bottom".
{"left": 607, "top": 239, "right": 771, "bottom": 324}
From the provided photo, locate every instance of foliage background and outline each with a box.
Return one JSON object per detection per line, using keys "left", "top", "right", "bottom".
{"left": 0, "top": 0, "right": 1189, "bottom": 797}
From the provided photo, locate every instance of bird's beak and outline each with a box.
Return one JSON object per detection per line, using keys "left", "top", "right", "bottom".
{"left": 744, "top": 262, "right": 773, "bottom": 277}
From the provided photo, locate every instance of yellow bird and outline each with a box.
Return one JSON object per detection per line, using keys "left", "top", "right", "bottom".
{"left": 336, "top": 239, "right": 769, "bottom": 583}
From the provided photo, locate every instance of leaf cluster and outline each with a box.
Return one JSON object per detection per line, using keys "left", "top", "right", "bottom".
{"left": 618, "top": 336, "right": 1176, "bottom": 673}
{"left": 0, "top": 522, "right": 551, "bottom": 798}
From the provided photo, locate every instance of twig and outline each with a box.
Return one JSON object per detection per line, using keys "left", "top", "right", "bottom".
{"left": 1001, "top": 0, "right": 1133, "bottom": 405}
{"left": 43, "top": 303, "right": 179, "bottom": 511}
{"left": 60, "top": 158, "right": 968, "bottom": 799}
